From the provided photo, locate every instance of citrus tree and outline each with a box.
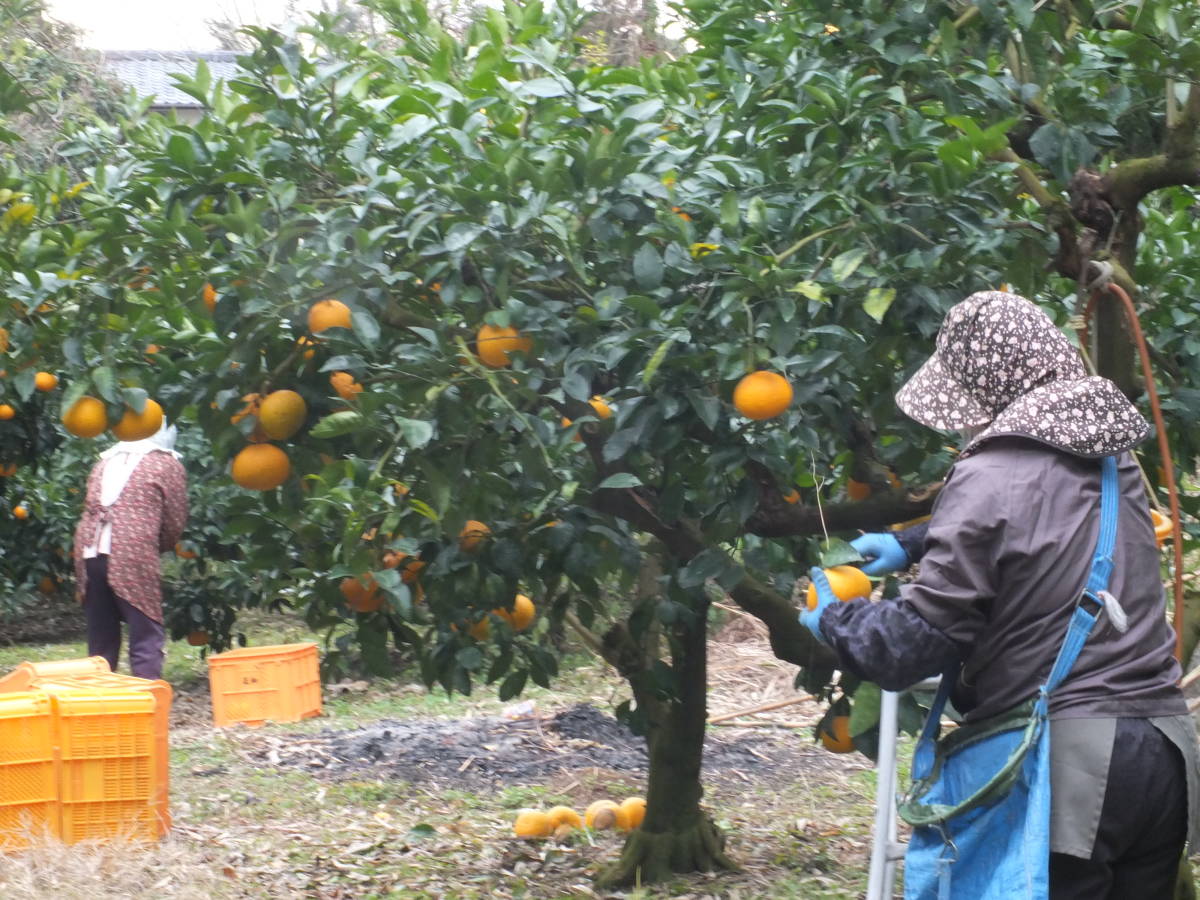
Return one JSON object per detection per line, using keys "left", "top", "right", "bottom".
{"left": 4, "top": 0, "right": 1200, "bottom": 885}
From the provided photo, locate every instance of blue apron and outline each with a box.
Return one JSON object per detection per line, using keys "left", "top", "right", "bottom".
{"left": 899, "top": 455, "right": 1119, "bottom": 900}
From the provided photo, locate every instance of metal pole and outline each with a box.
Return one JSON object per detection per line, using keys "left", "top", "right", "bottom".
{"left": 867, "top": 689, "right": 900, "bottom": 900}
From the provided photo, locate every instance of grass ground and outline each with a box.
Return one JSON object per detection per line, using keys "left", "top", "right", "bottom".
{"left": 0, "top": 605, "right": 889, "bottom": 898}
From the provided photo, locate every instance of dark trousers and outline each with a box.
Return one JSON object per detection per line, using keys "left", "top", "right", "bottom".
{"left": 1049, "top": 717, "right": 1187, "bottom": 899}
{"left": 83, "top": 555, "right": 165, "bottom": 680}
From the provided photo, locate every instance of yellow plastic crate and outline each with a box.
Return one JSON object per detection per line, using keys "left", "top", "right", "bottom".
{"left": 0, "top": 692, "right": 58, "bottom": 849}
{"left": 0, "top": 657, "right": 110, "bottom": 694}
{"left": 37, "top": 673, "right": 172, "bottom": 836}
{"left": 51, "top": 689, "right": 158, "bottom": 843}
{"left": 207, "top": 642, "right": 322, "bottom": 727}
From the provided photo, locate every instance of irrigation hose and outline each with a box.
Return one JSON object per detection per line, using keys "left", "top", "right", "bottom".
{"left": 1078, "top": 283, "right": 1186, "bottom": 663}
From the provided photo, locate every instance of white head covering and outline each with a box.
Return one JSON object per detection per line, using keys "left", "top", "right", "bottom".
{"left": 96, "top": 421, "right": 181, "bottom": 506}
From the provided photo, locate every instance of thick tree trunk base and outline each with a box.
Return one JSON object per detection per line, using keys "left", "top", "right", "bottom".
{"left": 595, "top": 815, "right": 739, "bottom": 888}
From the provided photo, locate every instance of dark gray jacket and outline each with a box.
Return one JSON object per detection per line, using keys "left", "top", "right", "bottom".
{"left": 821, "top": 437, "right": 1184, "bottom": 723}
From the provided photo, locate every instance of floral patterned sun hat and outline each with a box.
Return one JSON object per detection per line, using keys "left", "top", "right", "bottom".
{"left": 895, "top": 290, "right": 1150, "bottom": 458}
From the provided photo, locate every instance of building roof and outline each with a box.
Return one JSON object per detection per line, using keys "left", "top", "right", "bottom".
{"left": 101, "top": 51, "right": 243, "bottom": 109}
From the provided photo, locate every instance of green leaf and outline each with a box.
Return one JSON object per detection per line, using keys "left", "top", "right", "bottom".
{"left": 310, "top": 411, "right": 366, "bottom": 438}
{"left": 596, "top": 473, "right": 642, "bottom": 489}
{"left": 819, "top": 537, "right": 865, "bottom": 567}
{"left": 863, "top": 287, "right": 896, "bottom": 323}
{"left": 848, "top": 682, "right": 882, "bottom": 737}
{"left": 92, "top": 366, "right": 117, "bottom": 403}
{"left": 632, "top": 243, "right": 664, "bottom": 290}
{"left": 720, "top": 192, "right": 739, "bottom": 229}
{"left": 351, "top": 310, "right": 380, "bottom": 347}
{"left": 830, "top": 248, "right": 866, "bottom": 283}
{"left": 790, "top": 281, "right": 825, "bottom": 301}
{"left": 395, "top": 417, "right": 434, "bottom": 449}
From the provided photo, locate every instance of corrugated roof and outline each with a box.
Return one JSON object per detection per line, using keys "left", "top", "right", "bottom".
{"left": 101, "top": 51, "right": 243, "bottom": 109}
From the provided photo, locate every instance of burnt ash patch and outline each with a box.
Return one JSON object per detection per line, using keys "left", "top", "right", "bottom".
{"left": 252, "top": 702, "right": 820, "bottom": 788}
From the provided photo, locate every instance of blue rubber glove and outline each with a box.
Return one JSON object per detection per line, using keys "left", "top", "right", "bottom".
{"left": 799, "top": 566, "right": 839, "bottom": 643}
{"left": 849, "top": 532, "right": 908, "bottom": 577}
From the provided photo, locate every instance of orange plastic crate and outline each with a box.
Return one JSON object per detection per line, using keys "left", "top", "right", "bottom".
{"left": 0, "top": 692, "right": 58, "bottom": 849}
{"left": 207, "top": 642, "right": 322, "bottom": 727}
{"left": 0, "top": 657, "right": 110, "bottom": 694}
{"left": 50, "top": 689, "right": 158, "bottom": 843}
{"left": 37, "top": 673, "right": 171, "bottom": 836}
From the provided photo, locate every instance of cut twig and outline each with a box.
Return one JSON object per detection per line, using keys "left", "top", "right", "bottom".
{"left": 1180, "top": 662, "right": 1200, "bottom": 691}
{"left": 707, "top": 694, "right": 813, "bottom": 724}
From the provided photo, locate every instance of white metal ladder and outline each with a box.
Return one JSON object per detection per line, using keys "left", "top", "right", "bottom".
{"left": 865, "top": 677, "right": 941, "bottom": 900}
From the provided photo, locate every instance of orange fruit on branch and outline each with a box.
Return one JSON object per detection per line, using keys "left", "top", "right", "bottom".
{"left": 0, "top": 463, "right": 18, "bottom": 476}
{"left": 458, "top": 520, "right": 491, "bottom": 552}
{"left": 733, "top": 370, "right": 793, "bottom": 420}
{"left": 308, "top": 298, "right": 351, "bottom": 333}
{"left": 112, "top": 398, "right": 163, "bottom": 442}
{"left": 12, "top": 504, "right": 28, "bottom": 519}
{"left": 61, "top": 396, "right": 107, "bottom": 438}
{"left": 231, "top": 443, "right": 291, "bottom": 491}
{"left": 846, "top": 478, "right": 871, "bottom": 501}
{"left": 475, "top": 324, "right": 532, "bottom": 368}
{"left": 258, "top": 389, "right": 307, "bottom": 440}
{"left": 496, "top": 593, "right": 536, "bottom": 632}
{"left": 33, "top": 371, "right": 58, "bottom": 392}
{"left": 329, "top": 371, "right": 362, "bottom": 400}
{"left": 340, "top": 575, "right": 382, "bottom": 613}
{"left": 203, "top": 282, "right": 218, "bottom": 313}
{"left": 589, "top": 395, "right": 613, "bottom": 419}
{"left": 805, "top": 565, "right": 871, "bottom": 611}
{"left": 0, "top": 404, "right": 13, "bottom": 420}
{"left": 175, "top": 542, "right": 198, "bottom": 560}
{"left": 819, "top": 715, "right": 855, "bottom": 753}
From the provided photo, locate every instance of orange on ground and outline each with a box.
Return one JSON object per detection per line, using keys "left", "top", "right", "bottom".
{"left": 512, "top": 810, "right": 554, "bottom": 839}
{"left": 847, "top": 478, "right": 871, "bottom": 501}
{"left": 619, "top": 797, "right": 646, "bottom": 830}
{"left": 112, "top": 398, "right": 164, "bottom": 442}
{"left": 732, "top": 370, "right": 793, "bottom": 420}
{"left": 186, "top": 630, "right": 209, "bottom": 647}
{"left": 585, "top": 799, "right": 629, "bottom": 831}
{"left": 308, "top": 298, "right": 351, "bottom": 333}
{"left": 475, "top": 324, "right": 532, "bottom": 368}
{"left": 329, "top": 371, "right": 362, "bottom": 400}
{"left": 340, "top": 575, "right": 382, "bottom": 613}
{"left": 61, "top": 396, "right": 107, "bottom": 439}
{"left": 805, "top": 565, "right": 872, "bottom": 611}
{"left": 258, "top": 389, "right": 307, "bottom": 440}
{"left": 231, "top": 443, "right": 291, "bottom": 491}
{"left": 547, "top": 806, "right": 582, "bottom": 829}
{"left": 12, "top": 505, "right": 28, "bottom": 519}
{"left": 819, "top": 715, "right": 855, "bottom": 753}
{"left": 589, "top": 395, "right": 613, "bottom": 419}
{"left": 458, "top": 520, "right": 491, "bottom": 552}
{"left": 33, "top": 372, "right": 58, "bottom": 392}
{"left": 0, "top": 404, "right": 14, "bottom": 420}
{"left": 496, "top": 593, "right": 535, "bottom": 632}
{"left": 175, "top": 542, "right": 198, "bottom": 560}
{"left": 203, "top": 282, "right": 218, "bottom": 313}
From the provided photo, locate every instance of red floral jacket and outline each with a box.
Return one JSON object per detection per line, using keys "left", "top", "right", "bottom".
{"left": 73, "top": 451, "right": 188, "bottom": 624}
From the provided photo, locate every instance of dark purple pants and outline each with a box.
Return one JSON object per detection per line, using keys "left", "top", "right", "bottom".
{"left": 84, "top": 555, "right": 165, "bottom": 679}
{"left": 1049, "top": 717, "right": 1187, "bottom": 898}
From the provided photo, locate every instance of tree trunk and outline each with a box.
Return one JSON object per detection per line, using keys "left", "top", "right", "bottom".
{"left": 597, "top": 590, "right": 738, "bottom": 888}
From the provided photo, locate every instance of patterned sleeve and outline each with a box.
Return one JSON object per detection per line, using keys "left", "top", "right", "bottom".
{"left": 157, "top": 456, "right": 189, "bottom": 552}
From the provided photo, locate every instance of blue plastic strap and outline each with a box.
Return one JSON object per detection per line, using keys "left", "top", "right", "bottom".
{"left": 1044, "top": 455, "right": 1120, "bottom": 695}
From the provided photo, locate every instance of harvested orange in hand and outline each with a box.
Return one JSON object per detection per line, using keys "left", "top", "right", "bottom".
{"left": 231, "top": 443, "right": 290, "bottom": 491}
{"left": 819, "top": 715, "right": 855, "bottom": 753}
{"left": 458, "top": 520, "right": 491, "bottom": 552}
{"left": 112, "top": 399, "right": 163, "bottom": 441}
{"left": 258, "top": 389, "right": 307, "bottom": 440}
{"left": 805, "top": 565, "right": 871, "bottom": 611}
{"left": 61, "top": 396, "right": 107, "bottom": 439}
{"left": 512, "top": 810, "right": 554, "bottom": 839}
{"left": 733, "top": 370, "right": 793, "bottom": 420}
{"left": 476, "top": 324, "right": 532, "bottom": 368}
{"left": 33, "top": 372, "right": 58, "bottom": 392}
{"left": 847, "top": 478, "right": 871, "bottom": 501}
{"left": 308, "top": 298, "right": 351, "bottom": 333}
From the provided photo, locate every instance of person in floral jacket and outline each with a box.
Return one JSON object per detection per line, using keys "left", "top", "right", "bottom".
{"left": 73, "top": 422, "right": 188, "bottom": 679}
